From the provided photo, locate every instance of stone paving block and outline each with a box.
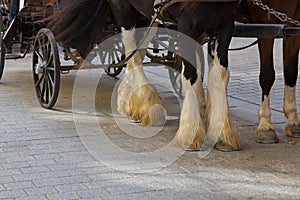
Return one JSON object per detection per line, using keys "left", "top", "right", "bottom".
{"left": 2, "top": 145, "right": 29, "bottom": 153}
{"left": 12, "top": 173, "right": 41, "bottom": 182}
{"left": 0, "top": 152, "right": 20, "bottom": 161}
{"left": 0, "top": 169, "right": 22, "bottom": 177}
{"left": 4, "top": 181, "right": 34, "bottom": 190}
{"left": 24, "top": 186, "right": 57, "bottom": 196}
{"left": 39, "top": 170, "right": 70, "bottom": 179}
{"left": 44, "top": 146, "right": 83, "bottom": 154}
{"left": 102, "top": 193, "right": 153, "bottom": 200}
{"left": 88, "top": 172, "right": 133, "bottom": 181}
{"left": 105, "top": 185, "right": 157, "bottom": 196}
{"left": 67, "top": 166, "right": 112, "bottom": 177}
{"left": 20, "top": 166, "right": 50, "bottom": 174}
{"left": 46, "top": 163, "right": 76, "bottom": 171}
{"left": 2, "top": 161, "right": 31, "bottom": 169}
{"left": 33, "top": 177, "right": 63, "bottom": 187}
{"left": 28, "top": 159, "right": 57, "bottom": 167}
{"left": 84, "top": 180, "right": 128, "bottom": 189}
{"left": 60, "top": 175, "right": 91, "bottom": 185}
{"left": 5, "top": 155, "right": 36, "bottom": 163}
{"left": 54, "top": 183, "right": 88, "bottom": 193}
{"left": 148, "top": 190, "right": 207, "bottom": 200}
{"left": 46, "top": 191, "right": 80, "bottom": 200}
{"left": 19, "top": 146, "right": 46, "bottom": 156}
{"left": 33, "top": 153, "right": 62, "bottom": 161}
{"left": 59, "top": 151, "right": 94, "bottom": 162}
{"left": 18, "top": 195, "right": 49, "bottom": 200}
{"left": 0, "top": 189, "right": 27, "bottom": 199}
{"left": 76, "top": 188, "right": 110, "bottom": 198}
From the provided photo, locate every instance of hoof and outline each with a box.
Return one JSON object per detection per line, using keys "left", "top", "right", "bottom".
{"left": 185, "top": 138, "right": 202, "bottom": 151}
{"left": 173, "top": 136, "right": 202, "bottom": 151}
{"left": 174, "top": 126, "right": 205, "bottom": 151}
{"left": 215, "top": 141, "right": 241, "bottom": 152}
{"left": 255, "top": 129, "right": 279, "bottom": 144}
{"left": 286, "top": 125, "right": 300, "bottom": 138}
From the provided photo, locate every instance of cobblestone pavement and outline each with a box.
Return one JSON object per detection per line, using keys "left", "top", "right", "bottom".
{"left": 0, "top": 38, "right": 299, "bottom": 200}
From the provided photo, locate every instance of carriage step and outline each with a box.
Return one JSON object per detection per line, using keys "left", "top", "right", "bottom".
{"left": 5, "top": 54, "right": 23, "bottom": 59}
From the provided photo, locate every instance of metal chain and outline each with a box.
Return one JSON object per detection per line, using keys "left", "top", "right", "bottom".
{"left": 251, "top": 0, "right": 300, "bottom": 26}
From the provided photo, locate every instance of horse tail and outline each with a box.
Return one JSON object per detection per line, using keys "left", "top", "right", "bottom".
{"left": 47, "top": 0, "right": 108, "bottom": 57}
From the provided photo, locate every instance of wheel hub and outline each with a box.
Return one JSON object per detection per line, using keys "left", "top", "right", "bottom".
{"left": 35, "top": 62, "right": 46, "bottom": 74}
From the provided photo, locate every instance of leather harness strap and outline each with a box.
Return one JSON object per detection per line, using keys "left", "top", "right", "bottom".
{"left": 154, "top": 0, "right": 241, "bottom": 22}
{"left": 157, "top": 0, "right": 239, "bottom": 19}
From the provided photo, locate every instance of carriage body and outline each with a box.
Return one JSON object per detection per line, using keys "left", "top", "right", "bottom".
{"left": 0, "top": 0, "right": 130, "bottom": 108}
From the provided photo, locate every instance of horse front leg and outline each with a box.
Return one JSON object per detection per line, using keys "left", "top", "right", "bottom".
{"left": 117, "top": 27, "right": 165, "bottom": 126}
{"left": 256, "top": 38, "right": 279, "bottom": 143}
{"left": 206, "top": 34, "right": 240, "bottom": 151}
{"left": 174, "top": 60, "right": 206, "bottom": 150}
{"left": 172, "top": 24, "right": 207, "bottom": 150}
{"left": 283, "top": 36, "right": 300, "bottom": 138}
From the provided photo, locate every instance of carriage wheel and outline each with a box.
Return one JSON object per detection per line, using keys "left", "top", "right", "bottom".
{"left": 101, "top": 40, "right": 125, "bottom": 77}
{"left": 104, "top": 63, "right": 124, "bottom": 77}
{"left": 0, "top": 12, "right": 6, "bottom": 80}
{"left": 32, "top": 28, "right": 60, "bottom": 109}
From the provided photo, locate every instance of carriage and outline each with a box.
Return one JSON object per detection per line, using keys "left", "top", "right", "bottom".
{"left": 0, "top": 0, "right": 184, "bottom": 109}
{"left": 0, "top": 0, "right": 299, "bottom": 150}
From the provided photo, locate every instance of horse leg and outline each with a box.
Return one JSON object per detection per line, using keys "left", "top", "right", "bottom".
{"left": 173, "top": 59, "right": 206, "bottom": 150}
{"left": 117, "top": 27, "right": 165, "bottom": 126}
{"left": 255, "top": 38, "right": 279, "bottom": 143}
{"left": 283, "top": 36, "right": 300, "bottom": 137}
{"left": 206, "top": 32, "right": 240, "bottom": 151}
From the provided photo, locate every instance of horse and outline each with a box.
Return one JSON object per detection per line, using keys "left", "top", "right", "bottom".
{"left": 235, "top": 0, "right": 300, "bottom": 143}
{"left": 47, "top": 0, "right": 241, "bottom": 151}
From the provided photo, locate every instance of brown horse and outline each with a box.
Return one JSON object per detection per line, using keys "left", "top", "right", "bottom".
{"left": 235, "top": 0, "right": 300, "bottom": 143}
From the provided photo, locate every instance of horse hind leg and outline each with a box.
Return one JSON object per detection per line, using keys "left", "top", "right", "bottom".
{"left": 283, "top": 36, "right": 300, "bottom": 138}
{"left": 255, "top": 39, "right": 279, "bottom": 143}
{"left": 117, "top": 27, "right": 165, "bottom": 126}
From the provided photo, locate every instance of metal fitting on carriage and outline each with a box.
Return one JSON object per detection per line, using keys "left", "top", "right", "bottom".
{"left": 34, "top": 63, "right": 45, "bottom": 74}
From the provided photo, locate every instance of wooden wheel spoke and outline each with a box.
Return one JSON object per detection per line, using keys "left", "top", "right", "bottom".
{"left": 47, "top": 75, "right": 53, "bottom": 97}
{"left": 99, "top": 51, "right": 103, "bottom": 63}
{"left": 41, "top": 38, "right": 47, "bottom": 59}
{"left": 46, "top": 71, "right": 55, "bottom": 89}
{"left": 35, "top": 74, "right": 44, "bottom": 87}
{"left": 46, "top": 53, "right": 54, "bottom": 68}
{"left": 46, "top": 44, "right": 52, "bottom": 63}
{"left": 109, "top": 50, "right": 113, "bottom": 64}
{"left": 37, "top": 38, "right": 46, "bottom": 60}
{"left": 35, "top": 50, "right": 43, "bottom": 61}
{"left": 40, "top": 77, "right": 46, "bottom": 102}
{"left": 45, "top": 76, "right": 50, "bottom": 104}
{"left": 112, "top": 50, "right": 120, "bottom": 63}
